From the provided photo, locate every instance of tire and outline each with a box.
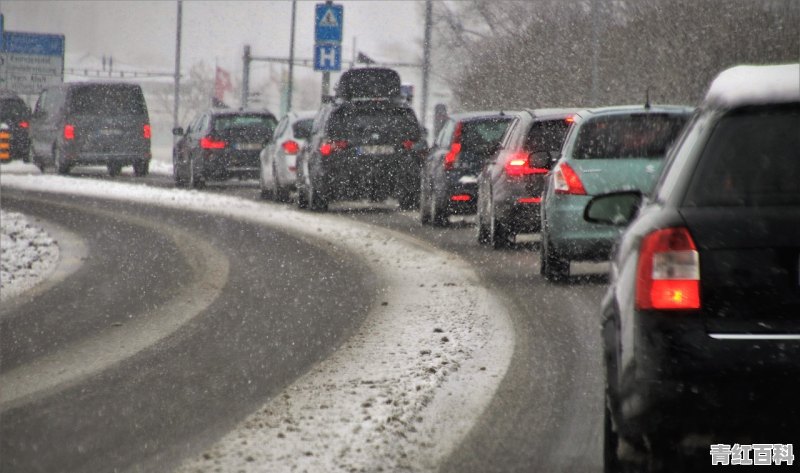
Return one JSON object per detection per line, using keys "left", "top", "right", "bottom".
{"left": 477, "top": 204, "right": 491, "bottom": 245}
{"left": 604, "top": 402, "right": 621, "bottom": 473}
{"left": 419, "top": 173, "right": 431, "bottom": 225}
{"left": 296, "top": 185, "right": 308, "bottom": 209}
{"left": 308, "top": 177, "right": 328, "bottom": 212}
{"left": 489, "top": 201, "right": 511, "bottom": 249}
{"left": 173, "top": 157, "right": 187, "bottom": 187}
{"left": 275, "top": 186, "right": 291, "bottom": 203}
{"left": 54, "top": 146, "right": 70, "bottom": 175}
{"left": 430, "top": 187, "right": 449, "bottom": 227}
{"left": 189, "top": 157, "right": 205, "bottom": 189}
{"left": 133, "top": 160, "right": 149, "bottom": 177}
{"left": 540, "top": 230, "right": 570, "bottom": 281}
{"left": 259, "top": 171, "right": 273, "bottom": 200}
{"left": 107, "top": 162, "right": 123, "bottom": 177}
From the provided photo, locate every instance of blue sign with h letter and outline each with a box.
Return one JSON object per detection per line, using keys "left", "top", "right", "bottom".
{"left": 314, "top": 43, "right": 341, "bottom": 72}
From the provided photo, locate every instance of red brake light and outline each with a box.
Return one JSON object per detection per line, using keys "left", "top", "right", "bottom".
{"left": 450, "top": 194, "right": 472, "bottom": 202}
{"left": 444, "top": 143, "right": 461, "bottom": 170}
{"left": 143, "top": 124, "right": 151, "bottom": 139}
{"left": 635, "top": 227, "right": 700, "bottom": 310}
{"left": 504, "top": 151, "right": 548, "bottom": 177}
{"left": 200, "top": 136, "right": 226, "bottom": 149}
{"left": 553, "top": 162, "right": 587, "bottom": 195}
{"left": 320, "top": 140, "right": 348, "bottom": 157}
{"left": 19, "top": 121, "right": 29, "bottom": 129}
{"left": 565, "top": 115, "right": 575, "bottom": 124}
{"left": 517, "top": 197, "right": 542, "bottom": 204}
{"left": 403, "top": 139, "right": 415, "bottom": 150}
{"left": 64, "top": 124, "right": 75, "bottom": 140}
{"left": 282, "top": 140, "right": 300, "bottom": 155}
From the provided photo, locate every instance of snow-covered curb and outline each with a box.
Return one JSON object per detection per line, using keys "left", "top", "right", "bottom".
{"left": 0, "top": 210, "right": 60, "bottom": 301}
{"left": 2, "top": 174, "right": 514, "bottom": 472}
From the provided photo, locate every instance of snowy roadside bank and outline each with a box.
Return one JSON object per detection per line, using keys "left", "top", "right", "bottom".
{"left": 2, "top": 174, "right": 515, "bottom": 472}
{"left": 0, "top": 210, "right": 60, "bottom": 301}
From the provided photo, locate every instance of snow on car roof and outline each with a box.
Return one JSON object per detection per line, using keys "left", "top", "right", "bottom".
{"left": 704, "top": 63, "right": 800, "bottom": 109}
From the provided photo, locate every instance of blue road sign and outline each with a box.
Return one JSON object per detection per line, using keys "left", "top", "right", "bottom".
{"left": 314, "top": 43, "right": 341, "bottom": 72}
{"left": 315, "top": 3, "right": 343, "bottom": 43}
{"left": 2, "top": 31, "right": 64, "bottom": 56}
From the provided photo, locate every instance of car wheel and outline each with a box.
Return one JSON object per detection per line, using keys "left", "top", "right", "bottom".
{"left": 273, "top": 163, "right": 292, "bottom": 203}
{"left": 477, "top": 200, "right": 491, "bottom": 245}
{"left": 307, "top": 175, "right": 327, "bottom": 212}
{"left": 189, "top": 157, "right": 205, "bottom": 189}
{"left": 173, "top": 157, "right": 187, "bottom": 187}
{"left": 419, "top": 172, "right": 431, "bottom": 225}
{"left": 107, "top": 162, "right": 123, "bottom": 177}
{"left": 489, "top": 201, "right": 511, "bottom": 249}
{"left": 259, "top": 170, "right": 273, "bottom": 200}
{"left": 54, "top": 146, "right": 70, "bottom": 175}
{"left": 540, "top": 230, "right": 570, "bottom": 281}
{"left": 133, "top": 160, "right": 149, "bottom": 177}
{"left": 398, "top": 189, "right": 417, "bottom": 211}
{"left": 430, "top": 186, "right": 448, "bottom": 227}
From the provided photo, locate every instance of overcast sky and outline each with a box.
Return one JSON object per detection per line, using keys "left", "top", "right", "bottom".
{"left": 0, "top": 1, "right": 428, "bottom": 92}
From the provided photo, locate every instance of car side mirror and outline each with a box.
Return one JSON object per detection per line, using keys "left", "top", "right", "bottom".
{"left": 584, "top": 191, "right": 643, "bottom": 226}
{"left": 172, "top": 127, "right": 184, "bottom": 136}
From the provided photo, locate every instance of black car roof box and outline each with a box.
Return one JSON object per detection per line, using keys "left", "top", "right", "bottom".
{"left": 335, "top": 67, "right": 401, "bottom": 101}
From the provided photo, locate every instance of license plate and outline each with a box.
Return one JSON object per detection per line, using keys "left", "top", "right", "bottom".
{"left": 360, "top": 145, "right": 394, "bottom": 155}
{"left": 235, "top": 143, "right": 262, "bottom": 151}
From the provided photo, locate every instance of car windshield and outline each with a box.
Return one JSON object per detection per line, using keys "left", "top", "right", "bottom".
{"left": 573, "top": 113, "right": 688, "bottom": 159}
{"left": 68, "top": 85, "right": 147, "bottom": 115}
{"left": 684, "top": 104, "right": 800, "bottom": 207}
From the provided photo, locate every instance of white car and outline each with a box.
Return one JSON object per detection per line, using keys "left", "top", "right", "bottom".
{"left": 259, "top": 110, "right": 316, "bottom": 202}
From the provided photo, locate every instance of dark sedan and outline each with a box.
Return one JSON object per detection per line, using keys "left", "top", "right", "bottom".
{"left": 420, "top": 112, "right": 513, "bottom": 226}
{"left": 173, "top": 109, "right": 277, "bottom": 188}
{"left": 476, "top": 108, "right": 577, "bottom": 248}
{"left": 586, "top": 63, "right": 800, "bottom": 472}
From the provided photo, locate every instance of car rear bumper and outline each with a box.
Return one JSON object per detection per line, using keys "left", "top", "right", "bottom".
{"left": 67, "top": 151, "right": 151, "bottom": 165}
{"left": 203, "top": 150, "right": 260, "bottom": 179}
{"left": 320, "top": 153, "right": 419, "bottom": 199}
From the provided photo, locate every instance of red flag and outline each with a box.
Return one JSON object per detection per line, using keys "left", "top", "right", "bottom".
{"left": 215, "top": 66, "right": 232, "bottom": 102}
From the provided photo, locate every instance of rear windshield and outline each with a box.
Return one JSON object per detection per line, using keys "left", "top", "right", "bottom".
{"left": 460, "top": 118, "right": 512, "bottom": 149}
{"left": 214, "top": 114, "right": 277, "bottom": 132}
{"left": 573, "top": 113, "right": 688, "bottom": 159}
{"left": 684, "top": 105, "right": 800, "bottom": 207}
{"left": 68, "top": 85, "right": 147, "bottom": 115}
{"left": 327, "top": 106, "right": 419, "bottom": 140}
{"left": 292, "top": 118, "right": 313, "bottom": 140}
{"left": 1, "top": 97, "right": 30, "bottom": 120}
{"left": 524, "top": 119, "right": 570, "bottom": 153}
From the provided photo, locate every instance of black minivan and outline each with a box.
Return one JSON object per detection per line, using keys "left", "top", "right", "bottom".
{"left": 30, "top": 82, "right": 151, "bottom": 176}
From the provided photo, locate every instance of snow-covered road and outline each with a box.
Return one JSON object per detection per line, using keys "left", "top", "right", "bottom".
{"left": 2, "top": 170, "right": 515, "bottom": 472}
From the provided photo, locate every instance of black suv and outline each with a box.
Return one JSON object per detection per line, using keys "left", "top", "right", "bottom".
{"left": 30, "top": 82, "right": 151, "bottom": 176}
{"left": 586, "top": 64, "right": 800, "bottom": 471}
{"left": 295, "top": 68, "right": 424, "bottom": 211}
{"left": 172, "top": 109, "right": 277, "bottom": 188}
{"left": 0, "top": 90, "right": 32, "bottom": 163}
{"left": 420, "top": 112, "right": 513, "bottom": 226}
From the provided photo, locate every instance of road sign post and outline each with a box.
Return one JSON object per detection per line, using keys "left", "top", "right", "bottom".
{"left": 314, "top": 2, "right": 343, "bottom": 99}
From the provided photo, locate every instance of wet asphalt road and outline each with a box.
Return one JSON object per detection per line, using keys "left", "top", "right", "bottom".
{"left": 3, "top": 169, "right": 607, "bottom": 472}
{"left": 1, "top": 187, "right": 377, "bottom": 473}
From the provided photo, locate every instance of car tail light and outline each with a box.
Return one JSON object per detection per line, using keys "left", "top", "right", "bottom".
{"left": 143, "top": 124, "right": 151, "bottom": 139}
{"left": 200, "top": 136, "right": 226, "bottom": 149}
{"left": 450, "top": 194, "right": 472, "bottom": 202}
{"left": 553, "top": 162, "right": 587, "bottom": 195}
{"left": 282, "top": 140, "right": 300, "bottom": 155}
{"left": 19, "top": 121, "right": 29, "bottom": 129}
{"left": 402, "top": 139, "right": 415, "bottom": 150}
{"left": 444, "top": 122, "right": 463, "bottom": 170}
{"left": 319, "top": 140, "right": 348, "bottom": 157}
{"left": 517, "top": 197, "right": 542, "bottom": 204}
{"left": 64, "top": 124, "right": 75, "bottom": 140}
{"left": 504, "top": 151, "right": 548, "bottom": 177}
{"left": 565, "top": 115, "right": 575, "bottom": 124}
{"left": 635, "top": 227, "right": 700, "bottom": 310}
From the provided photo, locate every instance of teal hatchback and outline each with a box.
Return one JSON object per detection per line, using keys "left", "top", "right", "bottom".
{"left": 540, "top": 105, "right": 692, "bottom": 281}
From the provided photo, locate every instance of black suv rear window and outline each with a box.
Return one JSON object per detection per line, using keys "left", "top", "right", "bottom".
{"left": 327, "top": 106, "right": 419, "bottom": 141}
{"left": 1, "top": 97, "right": 30, "bottom": 120}
{"left": 685, "top": 105, "right": 800, "bottom": 207}
{"left": 68, "top": 85, "right": 147, "bottom": 115}
{"left": 214, "top": 114, "right": 277, "bottom": 132}
{"left": 574, "top": 113, "right": 687, "bottom": 159}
